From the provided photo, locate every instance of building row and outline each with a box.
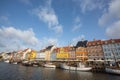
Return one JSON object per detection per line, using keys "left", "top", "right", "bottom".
{"left": 1, "top": 39, "right": 120, "bottom": 66}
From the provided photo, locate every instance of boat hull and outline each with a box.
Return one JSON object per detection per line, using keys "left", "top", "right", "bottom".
{"left": 60, "top": 64, "right": 92, "bottom": 71}
{"left": 105, "top": 68, "right": 120, "bottom": 75}
{"left": 4, "top": 60, "right": 10, "bottom": 63}
{"left": 44, "top": 64, "right": 56, "bottom": 68}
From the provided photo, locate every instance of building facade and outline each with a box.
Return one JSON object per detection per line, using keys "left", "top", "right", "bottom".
{"left": 75, "top": 40, "right": 88, "bottom": 61}
{"left": 102, "top": 39, "right": 120, "bottom": 67}
{"left": 87, "top": 40, "right": 104, "bottom": 61}
{"left": 56, "top": 47, "right": 69, "bottom": 60}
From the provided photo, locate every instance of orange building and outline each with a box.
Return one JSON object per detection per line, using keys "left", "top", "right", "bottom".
{"left": 75, "top": 40, "right": 88, "bottom": 61}
{"left": 76, "top": 47, "right": 88, "bottom": 61}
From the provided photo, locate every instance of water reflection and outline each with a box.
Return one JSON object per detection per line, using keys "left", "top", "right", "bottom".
{"left": 0, "top": 62, "right": 120, "bottom": 80}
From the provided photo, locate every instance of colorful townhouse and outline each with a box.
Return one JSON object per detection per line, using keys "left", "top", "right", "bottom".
{"left": 22, "top": 48, "right": 32, "bottom": 60}
{"left": 75, "top": 40, "right": 88, "bottom": 62}
{"left": 44, "top": 45, "right": 56, "bottom": 61}
{"left": 28, "top": 50, "right": 36, "bottom": 60}
{"left": 102, "top": 39, "right": 120, "bottom": 67}
{"left": 87, "top": 40, "right": 104, "bottom": 61}
{"left": 68, "top": 46, "right": 76, "bottom": 60}
{"left": 56, "top": 47, "right": 69, "bottom": 60}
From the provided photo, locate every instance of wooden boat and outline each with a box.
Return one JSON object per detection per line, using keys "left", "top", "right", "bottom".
{"left": 60, "top": 63, "right": 92, "bottom": 71}
{"left": 105, "top": 68, "right": 120, "bottom": 75}
{"left": 44, "top": 63, "right": 56, "bottom": 68}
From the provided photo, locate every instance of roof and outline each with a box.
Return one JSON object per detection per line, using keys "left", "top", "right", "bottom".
{"left": 87, "top": 40, "right": 102, "bottom": 46}
{"left": 102, "top": 39, "right": 120, "bottom": 44}
{"left": 76, "top": 40, "right": 88, "bottom": 48}
{"left": 46, "top": 45, "right": 54, "bottom": 50}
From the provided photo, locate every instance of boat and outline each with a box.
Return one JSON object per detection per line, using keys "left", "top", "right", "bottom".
{"left": 44, "top": 63, "right": 56, "bottom": 68}
{"left": 4, "top": 60, "right": 10, "bottom": 63}
{"left": 105, "top": 68, "right": 120, "bottom": 75}
{"left": 32, "top": 61, "right": 39, "bottom": 67}
{"left": 60, "top": 63, "right": 92, "bottom": 71}
{"left": 22, "top": 61, "right": 32, "bottom": 66}
{"left": 12, "top": 62, "right": 17, "bottom": 64}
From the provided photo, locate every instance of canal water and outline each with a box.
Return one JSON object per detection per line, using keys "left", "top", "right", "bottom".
{"left": 0, "top": 62, "right": 119, "bottom": 80}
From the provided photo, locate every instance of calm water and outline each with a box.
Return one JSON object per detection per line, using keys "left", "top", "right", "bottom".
{"left": 0, "top": 62, "right": 119, "bottom": 80}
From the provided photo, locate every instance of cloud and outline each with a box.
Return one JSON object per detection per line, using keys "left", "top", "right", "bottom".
{"left": 99, "top": 0, "right": 120, "bottom": 26}
{"left": 73, "top": 0, "right": 105, "bottom": 13}
{"left": 98, "top": 0, "right": 120, "bottom": 39}
{"left": 72, "top": 35, "right": 85, "bottom": 45}
{"left": 32, "top": 0, "right": 63, "bottom": 33}
{"left": 0, "top": 27, "right": 39, "bottom": 52}
{"left": 106, "top": 20, "right": 120, "bottom": 39}
{"left": 72, "top": 16, "right": 81, "bottom": 32}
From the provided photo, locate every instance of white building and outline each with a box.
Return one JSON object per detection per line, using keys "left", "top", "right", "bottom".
{"left": 102, "top": 39, "right": 120, "bottom": 67}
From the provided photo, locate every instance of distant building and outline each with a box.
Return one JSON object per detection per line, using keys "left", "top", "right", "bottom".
{"left": 75, "top": 40, "right": 88, "bottom": 61}
{"left": 102, "top": 39, "right": 120, "bottom": 67}
{"left": 87, "top": 40, "right": 104, "bottom": 61}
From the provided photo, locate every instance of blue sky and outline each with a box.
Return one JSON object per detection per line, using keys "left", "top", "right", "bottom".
{"left": 0, "top": 0, "right": 120, "bottom": 52}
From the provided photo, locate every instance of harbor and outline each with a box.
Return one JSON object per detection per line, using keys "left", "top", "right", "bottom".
{"left": 0, "top": 62, "right": 120, "bottom": 80}
{"left": 0, "top": 39, "right": 120, "bottom": 75}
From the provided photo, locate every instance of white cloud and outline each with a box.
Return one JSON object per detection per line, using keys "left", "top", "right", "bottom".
{"left": 0, "top": 27, "right": 39, "bottom": 52}
{"left": 72, "top": 16, "right": 81, "bottom": 32}
{"left": 99, "top": 0, "right": 120, "bottom": 26}
{"left": 74, "top": 0, "right": 105, "bottom": 13}
{"left": 72, "top": 35, "right": 85, "bottom": 45}
{"left": 106, "top": 20, "right": 120, "bottom": 39}
{"left": 98, "top": 0, "right": 120, "bottom": 39}
{"left": 32, "top": 0, "right": 63, "bottom": 33}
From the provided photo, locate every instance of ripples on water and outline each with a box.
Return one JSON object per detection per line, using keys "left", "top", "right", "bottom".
{"left": 0, "top": 62, "right": 119, "bottom": 80}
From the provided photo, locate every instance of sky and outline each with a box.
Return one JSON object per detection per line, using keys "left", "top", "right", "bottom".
{"left": 0, "top": 0, "right": 120, "bottom": 52}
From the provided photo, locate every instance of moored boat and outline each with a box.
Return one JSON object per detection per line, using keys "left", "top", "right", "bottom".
{"left": 44, "top": 63, "right": 56, "bottom": 68}
{"left": 105, "top": 68, "right": 120, "bottom": 75}
{"left": 60, "top": 63, "right": 92, "bottom": 71}
{"left": 12, "top": 62, "right": 17, "bottom": 64}
{"left": 4, "top": 60, "right": 10, "bottom": 63}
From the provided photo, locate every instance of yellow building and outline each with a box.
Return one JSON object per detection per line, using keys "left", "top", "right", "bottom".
{"left": 29, "top": 50, "right": 36, "bottom": 60}
{"left": 56, "top": 47, "right": 69, "bottom": 59}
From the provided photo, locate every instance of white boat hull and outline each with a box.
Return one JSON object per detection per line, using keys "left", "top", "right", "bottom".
{"left": 44, "top": 64, "right": 56, "bottom": 68}
{"left": 4, "top": 60, "right": 9, "bottom": 63}
{"left": 13, "top": 62, "right": 17, "bottom": 64}
{"left": 105, "top": 68, "right": 120, "bottom": 75}
{"left": 61, "top": 64, "right": 92, "bottom": 71}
